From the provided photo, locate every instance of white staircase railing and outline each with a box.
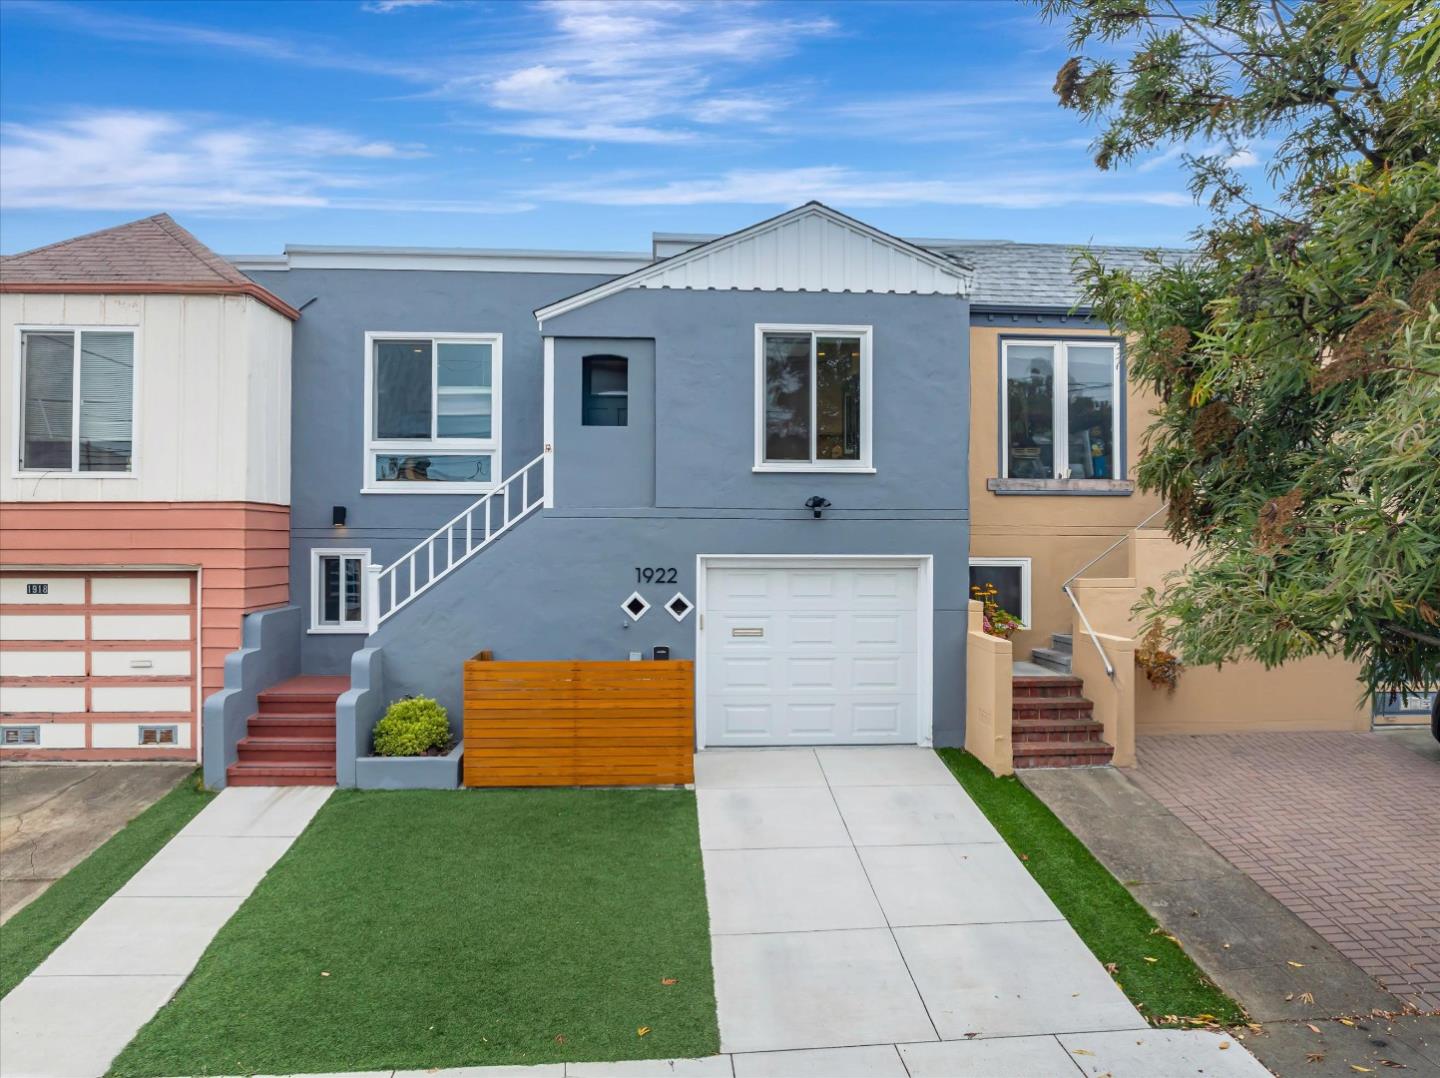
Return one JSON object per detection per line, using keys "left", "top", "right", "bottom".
{"left": 366, "top": 453, "right": 546, "bottom": 629}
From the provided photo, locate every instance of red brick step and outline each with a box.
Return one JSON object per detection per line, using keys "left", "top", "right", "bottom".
{"left": 1012, "top": 740, "right": 1115, "bottom": 769}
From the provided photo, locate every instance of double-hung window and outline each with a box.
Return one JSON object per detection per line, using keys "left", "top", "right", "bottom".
{"left": 17, "top": 328, "right": 136, "bottom": 474}
{"left": 364, "top": 333, "right": 501, "bottom": 492}
{"left": 311, "top": 548, "right": 369, "bottom": 633}
{"left": 1001, "top": 338, "right": 1121, "bottom": 481}
{"left": 755, "top": 325, "right": 872, "bottom": 472}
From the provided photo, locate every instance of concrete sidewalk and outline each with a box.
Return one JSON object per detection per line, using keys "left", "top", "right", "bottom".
{"left": 0, "top": 785, "right": 331, "bottom": 1078}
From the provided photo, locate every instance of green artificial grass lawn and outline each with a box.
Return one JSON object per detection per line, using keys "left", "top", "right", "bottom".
{"left": 109, "top": 788, "right": 718, "bottom": 1077}
{"left": 1, "top": 769, "right": 212, "bottom": 999}
{"left": 937, "top": 749, "right": 1246, "bottom": 1027}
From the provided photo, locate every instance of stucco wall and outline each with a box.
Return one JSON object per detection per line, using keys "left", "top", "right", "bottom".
{"left": 1, "top": 292, "right": 291, "bottom": 505}
{"left": 1077, "top": 529, "right": 1369, "bottom": 734}
{"left": 369, "top": 512, "right": 971, "bottom": 747}
{"left": 246, "top": 267, "right": 615, "bottom": 672}
{"left": 967, "top": 319, "right": 1163, "bottom": 658}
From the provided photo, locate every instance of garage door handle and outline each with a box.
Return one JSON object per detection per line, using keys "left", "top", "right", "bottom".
{"left": 732, "top": 627, "right": 764, "bottom": 638}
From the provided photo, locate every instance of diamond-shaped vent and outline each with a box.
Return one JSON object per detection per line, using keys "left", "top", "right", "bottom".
{"left": 621, "top": 591, "right": 651, "bottom": 621}
{"left": 665, "top": 592, "right": 693, "bottom": 622}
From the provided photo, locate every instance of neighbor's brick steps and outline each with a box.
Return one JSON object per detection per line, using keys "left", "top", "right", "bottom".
{"left": 227, "top": 675, "right": 346, "bottom": 787}
{"left": 1011, "top": 676, "right": 1114, "bottom": 768}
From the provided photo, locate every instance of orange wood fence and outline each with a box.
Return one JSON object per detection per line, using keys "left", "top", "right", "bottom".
{"left": 463, "top": 660, "right": 694, "bottom": 787}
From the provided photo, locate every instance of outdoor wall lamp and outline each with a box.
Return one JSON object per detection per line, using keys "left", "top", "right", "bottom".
{"left": 804, "top": 496, "right": 832, "bottom": 519}
{"left": 332, "top": 505, "right": 347, "bottom": 528}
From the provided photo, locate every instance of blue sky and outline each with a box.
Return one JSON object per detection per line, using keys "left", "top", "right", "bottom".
{"left": 0, "top": 0, "right": 1233, "bottom": 256}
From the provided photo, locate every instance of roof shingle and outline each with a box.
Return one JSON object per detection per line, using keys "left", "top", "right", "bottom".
{"left": 926, "top": 240, "right": 1187, "bottom": 309}
{"left": 1, "top": 214, "right": 298, "bottom": 319}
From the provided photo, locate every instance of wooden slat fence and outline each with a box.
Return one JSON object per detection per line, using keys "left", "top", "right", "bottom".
{"left": 463, "top": 660, "right": 694, "bottom": 787}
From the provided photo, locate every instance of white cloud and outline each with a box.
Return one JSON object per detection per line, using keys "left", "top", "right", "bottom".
{"left": 0, "top": 110, "right": 521, "bottom": 214}
{"left": 362, "top": 0, "right": 439, "bottom": 12}
{"left": 434, "top": 0, "right": 837, "bottom": 143}
{"left": 532, "top": 166, "right": 1193, "bottom": 210}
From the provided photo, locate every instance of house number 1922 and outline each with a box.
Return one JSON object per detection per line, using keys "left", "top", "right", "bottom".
{"left": 635, "top": 567, "right": 678, "bottom": 584}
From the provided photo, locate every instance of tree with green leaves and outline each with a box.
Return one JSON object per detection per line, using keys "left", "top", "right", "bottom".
{"left": 1039, "top": 0, "right": 1439, "bottom": 698}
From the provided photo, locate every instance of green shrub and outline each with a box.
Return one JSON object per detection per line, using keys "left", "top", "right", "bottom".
{"left": 372, "top": 696, "right": 452, "bottom": 757}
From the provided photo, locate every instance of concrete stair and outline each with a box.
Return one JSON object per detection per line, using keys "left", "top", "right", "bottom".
{"left": 227, "top": 676, "right": 345, "bottom": 786}
{"left": 1029, "top": 632, "right": 1074, "bottom": 674}
{"left": 1011, "top": 673, "right": 1114, "bottom": 769}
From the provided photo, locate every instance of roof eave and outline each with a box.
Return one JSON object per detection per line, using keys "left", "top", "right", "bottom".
{"left": 0, "top": 280, "right": 301, "bottom": 321}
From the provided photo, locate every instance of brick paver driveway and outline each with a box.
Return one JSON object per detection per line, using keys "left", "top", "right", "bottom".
{"left": 1133, "top": 731, "right": 1440, "bottom": 1012}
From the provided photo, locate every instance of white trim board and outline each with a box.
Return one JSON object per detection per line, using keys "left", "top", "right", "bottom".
{"left": 536, "top": 202, "right": 973, "bottom": 326}
{"left": 693, "top": 554, "right": 934, "bottom": 751}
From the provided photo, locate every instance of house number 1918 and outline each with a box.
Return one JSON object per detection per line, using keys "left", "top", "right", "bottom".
{"left": 635, "top": 567, "right": 678, "bottom": 584}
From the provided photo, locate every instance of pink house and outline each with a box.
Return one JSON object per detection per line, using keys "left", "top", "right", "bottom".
{"left": 0, "top": 215, "right": 298, "bottom": 761}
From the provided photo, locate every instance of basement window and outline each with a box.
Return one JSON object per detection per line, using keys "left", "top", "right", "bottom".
{"left": 968, "top": 557, "right": 1031, "bottom": 629}
{"left": 138, "top": 725, "right": 178, "bottom": 746}
{"left": 311, "top": 548, "right": 370, "bottom": 633}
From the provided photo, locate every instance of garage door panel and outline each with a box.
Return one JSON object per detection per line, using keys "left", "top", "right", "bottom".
{"left": 1, "top": 686, "right": 87, "bottom": 712}
{"left": 712, "top": 655, "right": 773, "bottom": 693}
{"left": 0, "top": 652, "right": 86, "bottom": 677}
{"left": 1, "top": 615, "right": 86, "bottom": 641}
{"left": 91, "top": 685, "right": 192, "bottom": 713}
{"left": 787, "top": 657, "right": 839, "bottom": 691}
{"left": 0, "top": 578, "right": 85, "bottom": 604}
{"left": 90, "top": 576, "right": 190, "bottom": 605}
{"left": 710, "top": 700, "right": 774, "bottom": 739}
{"left": 89, "top": 614, "right": 190, "bottom": 641}
{"left": 787, "top": 701, "right": 840, "bottom": 736}
{"left": 90, "top": 650, "right": 191, "bottom": 677}
{"left": 851, "top": 701, "right": 907, "bottom": 737}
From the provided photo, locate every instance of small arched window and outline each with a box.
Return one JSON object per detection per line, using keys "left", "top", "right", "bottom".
{"left": 582, "top": 354, "right": 628, "bottom": 426}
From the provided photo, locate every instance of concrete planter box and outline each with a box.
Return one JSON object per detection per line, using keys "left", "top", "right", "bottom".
{"left": 355, "top": 743, "right": 463, "bottom": 790}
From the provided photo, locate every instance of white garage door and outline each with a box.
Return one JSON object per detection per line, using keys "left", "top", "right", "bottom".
{"left": 0, "top": 571, "right": 197, "bottom": 756}
{"left": 703, "top": 562, "right": 923, "bottom": 746}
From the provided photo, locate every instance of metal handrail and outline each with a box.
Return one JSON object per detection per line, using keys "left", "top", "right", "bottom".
{"left": 1061, "top": 503, "right": 1168, "bottom": 679}
{"left": 366, "top": 452, "right": 546, "bottom": 629}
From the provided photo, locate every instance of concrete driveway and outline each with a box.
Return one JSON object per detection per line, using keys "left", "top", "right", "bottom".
{"left": 693, "top": 746, "right": 1269, "bottom": 1076}
{"left": 0, "top": 763, "right": 193, "bottom": 922}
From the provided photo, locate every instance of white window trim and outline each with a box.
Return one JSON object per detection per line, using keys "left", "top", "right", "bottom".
{"left": 753, "top": 323, "right": 875, "bottom": 474}
{"left": 968, "top": 556, "right": 1032, "bottom": 629}
{"left": 310, "top": 547, "right": 372, "bottom": 634}
{"left": 1000, "top": 338, "right": 1121, "bottom": 481}
{"left": 361, "top": 331, "right": 503, "bottom": 494}
{"left": 11, "top": 324, "right": 141, "bottom": 479}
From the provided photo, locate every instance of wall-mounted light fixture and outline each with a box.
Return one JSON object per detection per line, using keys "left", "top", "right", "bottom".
{"left": 332, "top": 505, "right": 347, "bottom": 528}
{"left": 804, "top": 496, "right": 832, "bottom": 519}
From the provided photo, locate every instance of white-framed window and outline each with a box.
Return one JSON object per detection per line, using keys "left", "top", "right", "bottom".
{"left": 15, "top": 327, "right": 137, "bottom": 475}
{"left": 1001, "top": 338, "right": 1121, "bottom": 481}
{"left": 968, "top": 556, "right": 1031, "bottom": 629}
{"left": 754, "top": 324, "right": 873, "bottom": 473}
{"left": 363, "top": 332, "right": 501, "bottom": 493}
{"left": 311, "top": 548, "right": 370, "bottom": 633}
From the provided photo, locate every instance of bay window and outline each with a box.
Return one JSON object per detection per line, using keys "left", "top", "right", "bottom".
{"left": 1002, "top": 338, "right": 1121, "bottom": 481}
{"left": 364, "top": 333, "right": 501, "bottom": 492}
{"left": 18, "top": 329, "right": 135, "bottom": 474}
{"left": 755, "top": 324, "right": 872, "bottom": 472}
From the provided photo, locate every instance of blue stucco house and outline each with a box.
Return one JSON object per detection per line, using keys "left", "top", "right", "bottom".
{"left": 210, "top": 204, "right": 972, "bottom": 784}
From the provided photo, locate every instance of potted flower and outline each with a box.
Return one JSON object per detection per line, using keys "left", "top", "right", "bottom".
{"left": 972, "top": 583, "right": 1022, "bottom": 640}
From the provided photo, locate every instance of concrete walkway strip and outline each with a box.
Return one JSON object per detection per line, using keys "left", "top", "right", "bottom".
{"left": 0, "top": 785, "right": 331, "bottom": 1078}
